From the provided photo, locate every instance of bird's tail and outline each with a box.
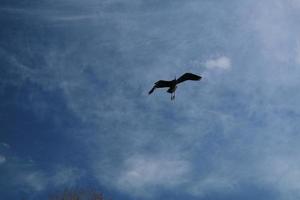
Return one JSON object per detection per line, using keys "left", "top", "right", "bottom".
{"left": 148, "top": 86, "right": 155, "bottom": 95}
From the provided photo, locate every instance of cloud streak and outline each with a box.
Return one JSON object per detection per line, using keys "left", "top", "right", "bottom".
{"left": 0, "top": 155, "right": 6, "bottom": 165}
{"left": 115, "top": 155, "right": 190, "bottom": 197}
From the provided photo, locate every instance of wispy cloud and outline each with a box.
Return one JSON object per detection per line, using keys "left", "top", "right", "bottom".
{"left": 0, "top": 7, "right": 99, "bottom": 22}
{"left": 295, "top": 41, "right": 300, "bottom": 64}
{"left": 18, "top": 166, "right": 84, "bottom": 192}
{"left": 0, "top": 155, "right": 6, "bottom": 165}
{"left": 50, "top": 166, "right": 84, "bottom": 187}
{"left": 0, "top": 142, "right": 10, "bottom": 149}
{"left": 22, "top": 171, "right": 47, "bottom": 192}
{"left": 188, "top": 175, "right": 236, "bottom": 197}
{"left": 1, "top": 155, "right": 84, "bottom": 193}
{"left": 116, "top": 155, "right": 190, "bottom": 196}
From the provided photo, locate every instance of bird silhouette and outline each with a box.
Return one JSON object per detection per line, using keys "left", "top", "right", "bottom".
{"left": 148, "top": 73, "right": 202, "bottom": 100}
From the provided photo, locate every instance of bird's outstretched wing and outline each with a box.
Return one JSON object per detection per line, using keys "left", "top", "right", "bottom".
{"left": 154, "top": 80, "right": 173, "bottom": 88}
{"left": 148, "top": 87, "right": 156, "bottom": 94}
{"left": 176, "top": 73, "right": 201, "bottom": 84}
{"left": 148, "top": 80, "right": 172, "bottom": 95}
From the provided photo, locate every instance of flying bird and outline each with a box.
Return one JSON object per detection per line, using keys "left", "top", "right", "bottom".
{"left": 148, "top": 72, "right": 202, "bottom": 100}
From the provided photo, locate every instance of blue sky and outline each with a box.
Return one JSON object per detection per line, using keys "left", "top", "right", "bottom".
{"left": 1, "top": 0, "right": 300, "bottom": 199}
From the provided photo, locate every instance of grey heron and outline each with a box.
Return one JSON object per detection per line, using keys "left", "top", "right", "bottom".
{"left": 148, "top": 73, "right": 202, "bottom": 100}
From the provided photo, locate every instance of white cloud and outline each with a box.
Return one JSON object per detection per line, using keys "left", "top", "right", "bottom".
{"left": 295, "top": 41, "right": 300, "bottom": 64}
{"left": 0, "top": 142, "right": 10, "bottom": 149}
{"left": 257, "top": 155, "right": 300, "bottom": 199}
{"left": 50, "top": 167, "right": 83, "bottom": 187}
{"left": 0, "top": 7, "right": 99, "bottom": 22}
{"left": 188, "top": 175, "right": 236, "bottom": 197}
{"left": 251, "top": 0, "right": 297, "bottom": 63}
{"left": 23, "top": 171, "right": 47, "bottom": 192}
{"left": 205, "top": 56, "right": 231, "bottom": 70}
{"left": 116, "top": 155, "right": 191, "bottom": 196}
{"left": 19, "top": 167, "right": 84, "bottom": 192}
{"left": 7, "top": 160, "right": 84, "bottom": 193}
{"left": 0, "top": 155, "right": 6, "bottom": 165}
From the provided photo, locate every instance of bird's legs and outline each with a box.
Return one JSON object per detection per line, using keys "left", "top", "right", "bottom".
{"left": 171, "top": 92, "right": 175, "bottom": 100}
